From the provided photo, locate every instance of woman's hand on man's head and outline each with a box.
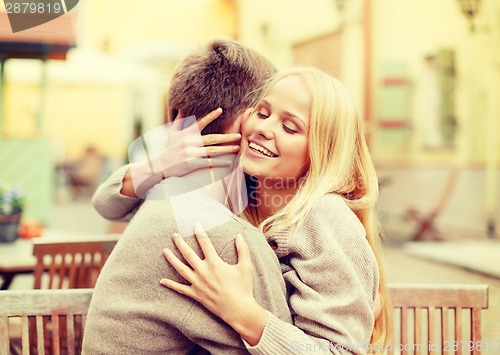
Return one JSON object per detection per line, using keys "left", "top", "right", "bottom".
{"left": 153, "top": 108, "right": 241, "bottom": 179}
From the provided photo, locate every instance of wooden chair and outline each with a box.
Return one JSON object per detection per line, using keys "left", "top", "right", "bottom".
{"left": 0, "top": 284, "right": 489, "bottom": 354}
{"left": 389, "top": 284, "right": 489, "bottom": 355}
{"left": 32, "top": 235, "right": 120, "bottom": 289}
{"left": 23, "top": 236, "right": 118, "bottom": 353}
{"left": 0, "top": 288, "right": 92, "bottom": 355}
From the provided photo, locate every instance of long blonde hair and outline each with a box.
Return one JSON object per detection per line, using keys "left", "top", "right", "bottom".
{"left": 242, "top": 66, "right": 391, "bottom": 348}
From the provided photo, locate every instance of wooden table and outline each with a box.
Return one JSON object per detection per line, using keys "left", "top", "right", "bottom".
{"left": 0, "top": 238, "right": 37, "bottom": 290}
{"left": 0, "top": 231, "right": 120, "bottom": 290}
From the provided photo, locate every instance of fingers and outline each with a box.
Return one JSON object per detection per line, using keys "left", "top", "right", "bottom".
{"left": 194, "top": 223, "right": 217, "bottom": 260}
{"left": 171, "top": 234, "right": 204, "bottom": 271}
{"left": 159, "top": 278, "right": 195, "bottom": 299}
{"left": 202, "top": 133, "right": 241, "bottom": 146}
{"left": 235, "top": 234, "right": 252, "bottom": 268}
{"left": 201, "top": 145, "right": 240, "bottom": 157}
{"left": 186, "top": 158, "right": 232, "bottom": 170}
{"left": 163, "top": 247, "right": 196, "bottom": 282}
{"left": 197, "top": 108, "right": 223, "bottom": 131}
{"left": 184, "top": 145, "right": 239, "bottom": 159}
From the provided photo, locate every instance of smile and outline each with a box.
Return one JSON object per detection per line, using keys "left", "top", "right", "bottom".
{"left": 248, "top": 141, "right": 278, "bottom": 158}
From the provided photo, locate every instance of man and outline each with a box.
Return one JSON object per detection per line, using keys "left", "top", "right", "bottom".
{"left": 82, "top": 39, "right": 292, "bottom": 354}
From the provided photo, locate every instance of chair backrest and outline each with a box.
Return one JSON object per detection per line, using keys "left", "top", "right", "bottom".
{"left": 32, "top": 235, "right": 119, "bottom": 289}
{"left": 0, "top": 288, "right": 93, "bottom": 355}
{"left": 388, "top": 284, "right": 489, "bottom": 355}
{"left": 0, "top": 284, "right": 489, "bottom": 354}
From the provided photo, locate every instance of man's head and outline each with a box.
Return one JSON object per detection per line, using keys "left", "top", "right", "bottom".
{"left": 167, "top": 39, "right": 276, "bottom": 135}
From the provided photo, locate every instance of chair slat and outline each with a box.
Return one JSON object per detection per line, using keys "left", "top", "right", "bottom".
{"left": 456, "top": 307, "right": 462, "bottom": 355}
{"left": 471, "top": 308, "right": 481, "bottom": 355}
{"left": 428, "top": 307, "right": 437, "bottom": 355}
{"left": 67, "top": 314, "right": 76, "bottom": 355}
{"left": 36, "top": 315, "right": 44, "bottom": 355}
{"left": 68, "top": 253, "right": 78, "bottom": 289}
{"left": 441, "top": 306, "right": 449, "bottom": 352}
{"left": 58, "top": 255, "right": 67, "bottom": 289}
{"left": 401, "top": 306, "right": 408, "bottom": 355}
{"left": 21, "top": 315, "right": 29, "bottom": 355}
{"left": 52, "top": 314, "right": 60, "bottom": 355}
{"left": 0, "top": 316, "right": 9, "bottom": 354}
{"left": 414, "top": 307, "right": 422, "bottom": 355}
{"left": 48, "top": 255, "right": 57, "bottom": 289}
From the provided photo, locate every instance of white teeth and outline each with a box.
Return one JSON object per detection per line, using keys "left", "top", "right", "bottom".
{"left": 249, "top": 142, "right": 277, "bottom": 158}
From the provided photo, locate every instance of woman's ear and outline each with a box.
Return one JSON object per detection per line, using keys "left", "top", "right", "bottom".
{"left": 241, "top": 108, "right": 253, "bottom": 130}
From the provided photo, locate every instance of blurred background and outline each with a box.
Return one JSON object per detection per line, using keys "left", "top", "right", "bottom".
{"left": 0, "top": 0, "right": 499, "bottom": 339}
{"left": 0, "top": 0, "right": 498, "bottom": 237}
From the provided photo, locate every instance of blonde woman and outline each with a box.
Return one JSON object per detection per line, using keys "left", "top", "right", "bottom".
{"left": 161, "top": 66, "right": 391, "bottom": 354}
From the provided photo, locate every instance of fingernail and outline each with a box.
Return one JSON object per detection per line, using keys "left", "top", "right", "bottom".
{"left": 163, "top": 248, "right": 171, "bottom": 256}
{"left": 234, "top": 134, "right": 241, "bottom": 139}
{"left": 194, "top": 223, "right": 203, "bottom": 231}
{"left": 233, "top": 145, "right": 240, "bottom": 151}
{"left": 172, "top": 234, "right": 181, "bottom": 241}
{"left": 160, "top": 279, "right": 169, "bottom": 286}
{"left": 217, "top": 108, "right": 223, "bottom": 113}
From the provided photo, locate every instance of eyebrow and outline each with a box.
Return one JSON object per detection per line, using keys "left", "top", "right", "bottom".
{"left": 261, "top": 100, "right": 307, "bottom": 129}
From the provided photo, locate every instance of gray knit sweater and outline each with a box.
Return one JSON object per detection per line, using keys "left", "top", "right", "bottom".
{"left": 84, "top": 169, "right": 292, "bottom": 354}
{"left": 90, "top": 166, "right": 378, "bottom": 354}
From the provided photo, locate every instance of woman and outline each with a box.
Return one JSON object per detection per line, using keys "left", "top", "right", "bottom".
{"left": 160, "top": 67, "right": 391, "bottom": 354}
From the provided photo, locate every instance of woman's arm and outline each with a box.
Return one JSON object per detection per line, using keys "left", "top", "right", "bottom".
{"left": 161, "top": 204, "right": 379, "bottom": 355}
{"left": 92, "top": 108, "right": 241, "bottom": 221}
{"left": 92, "top": 165, "right": 144, "bottom": 221}
{"left": 243, "top": 196, "right": 379, "bottom": 355}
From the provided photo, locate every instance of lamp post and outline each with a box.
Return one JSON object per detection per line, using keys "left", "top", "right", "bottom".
{"left": 457, "top": 0, "right": 482, "bottom": 32}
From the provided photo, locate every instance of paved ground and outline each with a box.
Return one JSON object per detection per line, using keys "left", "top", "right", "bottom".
{"left": 402, "top": 240, "right": 500, "bottom": 279}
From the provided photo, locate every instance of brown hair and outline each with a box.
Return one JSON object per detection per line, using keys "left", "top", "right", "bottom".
{"left": 167, "top": 39, "right": 276, "bottom": 134}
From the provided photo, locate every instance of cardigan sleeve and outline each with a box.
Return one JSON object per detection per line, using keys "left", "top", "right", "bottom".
{"left": 244, "top": 195, "right": 379, "bottom": 355}
{"left": 91, "top": 164, "right": 143, "bottom": 222}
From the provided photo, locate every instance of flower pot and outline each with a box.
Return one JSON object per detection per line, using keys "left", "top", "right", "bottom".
{"left": 0, "top": 212, "right": 22, "bottom": 243}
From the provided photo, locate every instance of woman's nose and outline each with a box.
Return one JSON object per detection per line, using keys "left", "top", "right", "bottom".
{"left": 255, "top": 117, "right": 275, "bottom": 140}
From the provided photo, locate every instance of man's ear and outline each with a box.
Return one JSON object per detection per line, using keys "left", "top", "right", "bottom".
{"left": 174, "top": 109, "right": 185, "bottom": 120}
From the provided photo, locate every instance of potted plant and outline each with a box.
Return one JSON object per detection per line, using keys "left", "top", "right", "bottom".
{"left": 0, "top": 185, "right": 25, "bottom": 243}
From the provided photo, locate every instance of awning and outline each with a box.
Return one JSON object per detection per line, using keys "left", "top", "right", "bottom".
{"left": 0, "top": 11, "right": 76, "bottom": 60}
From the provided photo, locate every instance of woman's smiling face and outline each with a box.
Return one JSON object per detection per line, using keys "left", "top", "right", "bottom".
{"left": 240, "top": 75, "right": 310, "bottom": 183}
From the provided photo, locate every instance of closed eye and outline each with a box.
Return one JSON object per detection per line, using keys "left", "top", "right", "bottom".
{"left": 282, "top": 124, "right": 298, "bottom": 134}
{"left": 256, "top": 111, "right": 268, "bottom": 119}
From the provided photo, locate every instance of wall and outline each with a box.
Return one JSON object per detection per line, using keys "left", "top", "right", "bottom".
{"left": 80, "top": 0, "right": 236, "bottom": 52}
{"left": 235, "top": 0, "right": 499, "bottom": 236}
{"left": 371, "top": 0, "right": 500, "bottom": 166}
{"left": 236, "top": 0, "right": 366, "bottom": 108}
